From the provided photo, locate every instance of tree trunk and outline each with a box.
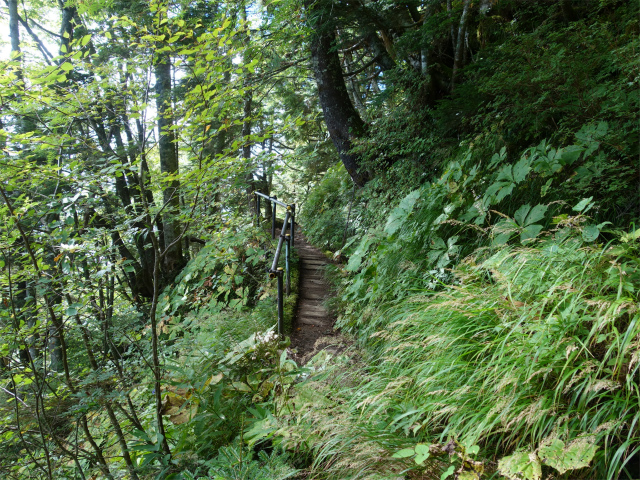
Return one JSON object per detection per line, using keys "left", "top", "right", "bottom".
{"left": 364, "top": 31, "right": 396, "bottom": 73}
{"left": 451, "top": 0, "right": 471, "bottom": 91}
{"left": 243, "top": 86, "right": 255, "bottom": 211}
{"left": 8, "top": 0, "right": 21, "bottom": 60}
{"left": 343, "top": 48, "right": 367, "bottom": 120}
{"left": 58, "top": 0, "right": 75, "bottom": 55}
{"left": 306, "top": 0, "right": 369, "bottom": 187}
{"left": 154, "top": 52, "right": 184, "bottom": 281}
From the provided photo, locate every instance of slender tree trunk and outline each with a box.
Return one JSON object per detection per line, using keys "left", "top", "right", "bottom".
{"left": 447, "top": 0, "right": 456, "bottom": 54}
{"left": 451, "top": 0, "right": 471, "bottom": 91}
{"left": 45, "top": 247, "right": 63, "bottom": 372}
{"left": 14, "top": 280, "right": 32, "bottom": 367}
{"left": 243, "top": 86, "right": 255, "bottom": 211}
{"left": 147, "top": 231, "right": 172, "bottom": 458}
{"left": 69, "top": 303, "right": 138, "bottom": 480}
{"left": 407, "top": 2, "right": 429, "bottom": 76}
{"left": 23, "top": 282, "right": 39, "bottom": 361}
{"left": 264, "top": 137, "right": 273, "bottom": 224}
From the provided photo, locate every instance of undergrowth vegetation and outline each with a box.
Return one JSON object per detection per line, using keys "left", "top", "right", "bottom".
{"left": 291, "top": 2, "right": 639, "bottom": 479}
{"left": 128, "top": 0, "right": 640, "bottom": 476}
{"left": 277, "top": 223, "right": 639, "bottom": 480}
{"left": 149, "top": 225, "right": 302, "bottom": 477}
{"left": 2, "top": 0, "right": 637, "bottom": 478}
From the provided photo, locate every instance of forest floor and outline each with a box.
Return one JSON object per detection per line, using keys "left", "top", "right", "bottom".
{"left": 289, "top": 230, "right": 347, "bottom": 364}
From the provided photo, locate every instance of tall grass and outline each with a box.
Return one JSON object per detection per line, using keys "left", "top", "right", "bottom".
{"left": 288, "top": 230, "right": 639, "bottom": 479}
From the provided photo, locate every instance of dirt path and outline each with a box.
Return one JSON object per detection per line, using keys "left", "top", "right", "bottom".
{"left": 289, "top": 230, "right": 336, "bottom": 363}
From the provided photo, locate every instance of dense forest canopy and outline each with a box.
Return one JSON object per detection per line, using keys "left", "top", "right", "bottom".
{"left": 0, "top": 0, "right": 638, "bottom": 479}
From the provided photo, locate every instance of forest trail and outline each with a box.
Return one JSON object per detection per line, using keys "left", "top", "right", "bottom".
{"left": 289, "top": 229, "right": 337, "bottom": 363}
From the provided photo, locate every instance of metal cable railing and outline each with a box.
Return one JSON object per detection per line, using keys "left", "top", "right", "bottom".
{"left": 254, "top": 192, "right": 295, "bottom": 337}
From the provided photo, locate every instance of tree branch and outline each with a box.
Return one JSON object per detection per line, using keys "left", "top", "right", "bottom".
{"left": 3, "top": 2, "right": 55, "bottom": 64}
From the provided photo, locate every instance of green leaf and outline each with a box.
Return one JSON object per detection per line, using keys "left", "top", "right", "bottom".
{"left": 497, "top": 165, "right": 515, "bottom": 183}
{"left": 513, "top": 157, "right": 531, "bottom": 183}
{"left": 621, "top": 228, "right": 640, "bottom": 243}
{"left": 582, "top": 225, "right": 600, "bottom": 242}
{"left": 231, "top": 382, "right": 252, "bottom": 392}
{"left": 279, "top": 348, "right": 288, "bottom": 367}
{"left": 498, "top": 451, "right": 541, "bottom": 480}
{"left": 413, "top": 443, "right": 431, "bottom": 464}
{"left": 431, "top": 236, "right": 446, "bottom": 251}
{"left": 525, "top": 204, "right": 547, "bottom": 226}
{"left": 514, "top": 205, "right": 547, "bottom": 238}
{"left": 521, "top": 224, "right": 544, "bottom": 242}
{"left": 572, "top": 197, "right": 594, "bottom": 213}
{"left": 415, "top": 444, "right": 430, "bottom": 455}
{"left": 559, "top": 145, "right": 583, "bottom": 165}
{"left": 457, "top": 472, "right": 480, "bottom": 480}
{"left": 493, "top": 231, "right": 514, "bottom": 246}
{"left": 392, "top": 448, "right": 415, "bottom": 459}
{"left": 81, "top": 35, "right": 92, "bottom": 47}
{"left": 539, "top": 438, "right": 598, "bottom": 474}
{"left": 441, "top": 465, "right": 455, "bottom": 480}
{"left": 514, "top": 205, "right": 532, "bottom": 227}
{"left": 385, "top": 189, "right": 420, "bottom": 235}
{"left": 346, "top": 236, "right": 374, "bottom": 272}
{"left": 485, "top": 181, "right": 515, "bottom": 204}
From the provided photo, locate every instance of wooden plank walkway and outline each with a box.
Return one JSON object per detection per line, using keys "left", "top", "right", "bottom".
{"left": 289, "top": 230, "right": 335, "bottom": 362}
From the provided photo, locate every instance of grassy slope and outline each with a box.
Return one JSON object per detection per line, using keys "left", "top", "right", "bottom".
{"left": 282, "top": 3, "right": 639, "bottom": 479}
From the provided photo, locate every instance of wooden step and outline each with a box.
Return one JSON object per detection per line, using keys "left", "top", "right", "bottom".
{"left": 301, "top": 295, "right": 324, "bottom": 301}
{"left": 299, "top": 317, "right": 328, "bottom": 327}
{"left": 296, "top": 309, "right": 327, "bottom": 318}
{"left": 297, "top": 305, "right": 328, "bottom": 315}
{"left": 291, "top": 234, "right": 338, "bottom": 346}
{"left": 301, "top": 287, "right": 325, "bottom": 294}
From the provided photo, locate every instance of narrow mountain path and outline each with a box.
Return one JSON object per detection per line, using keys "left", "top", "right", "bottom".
{"left": 289, "top": 229, "right": 336, "bottom": 363}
